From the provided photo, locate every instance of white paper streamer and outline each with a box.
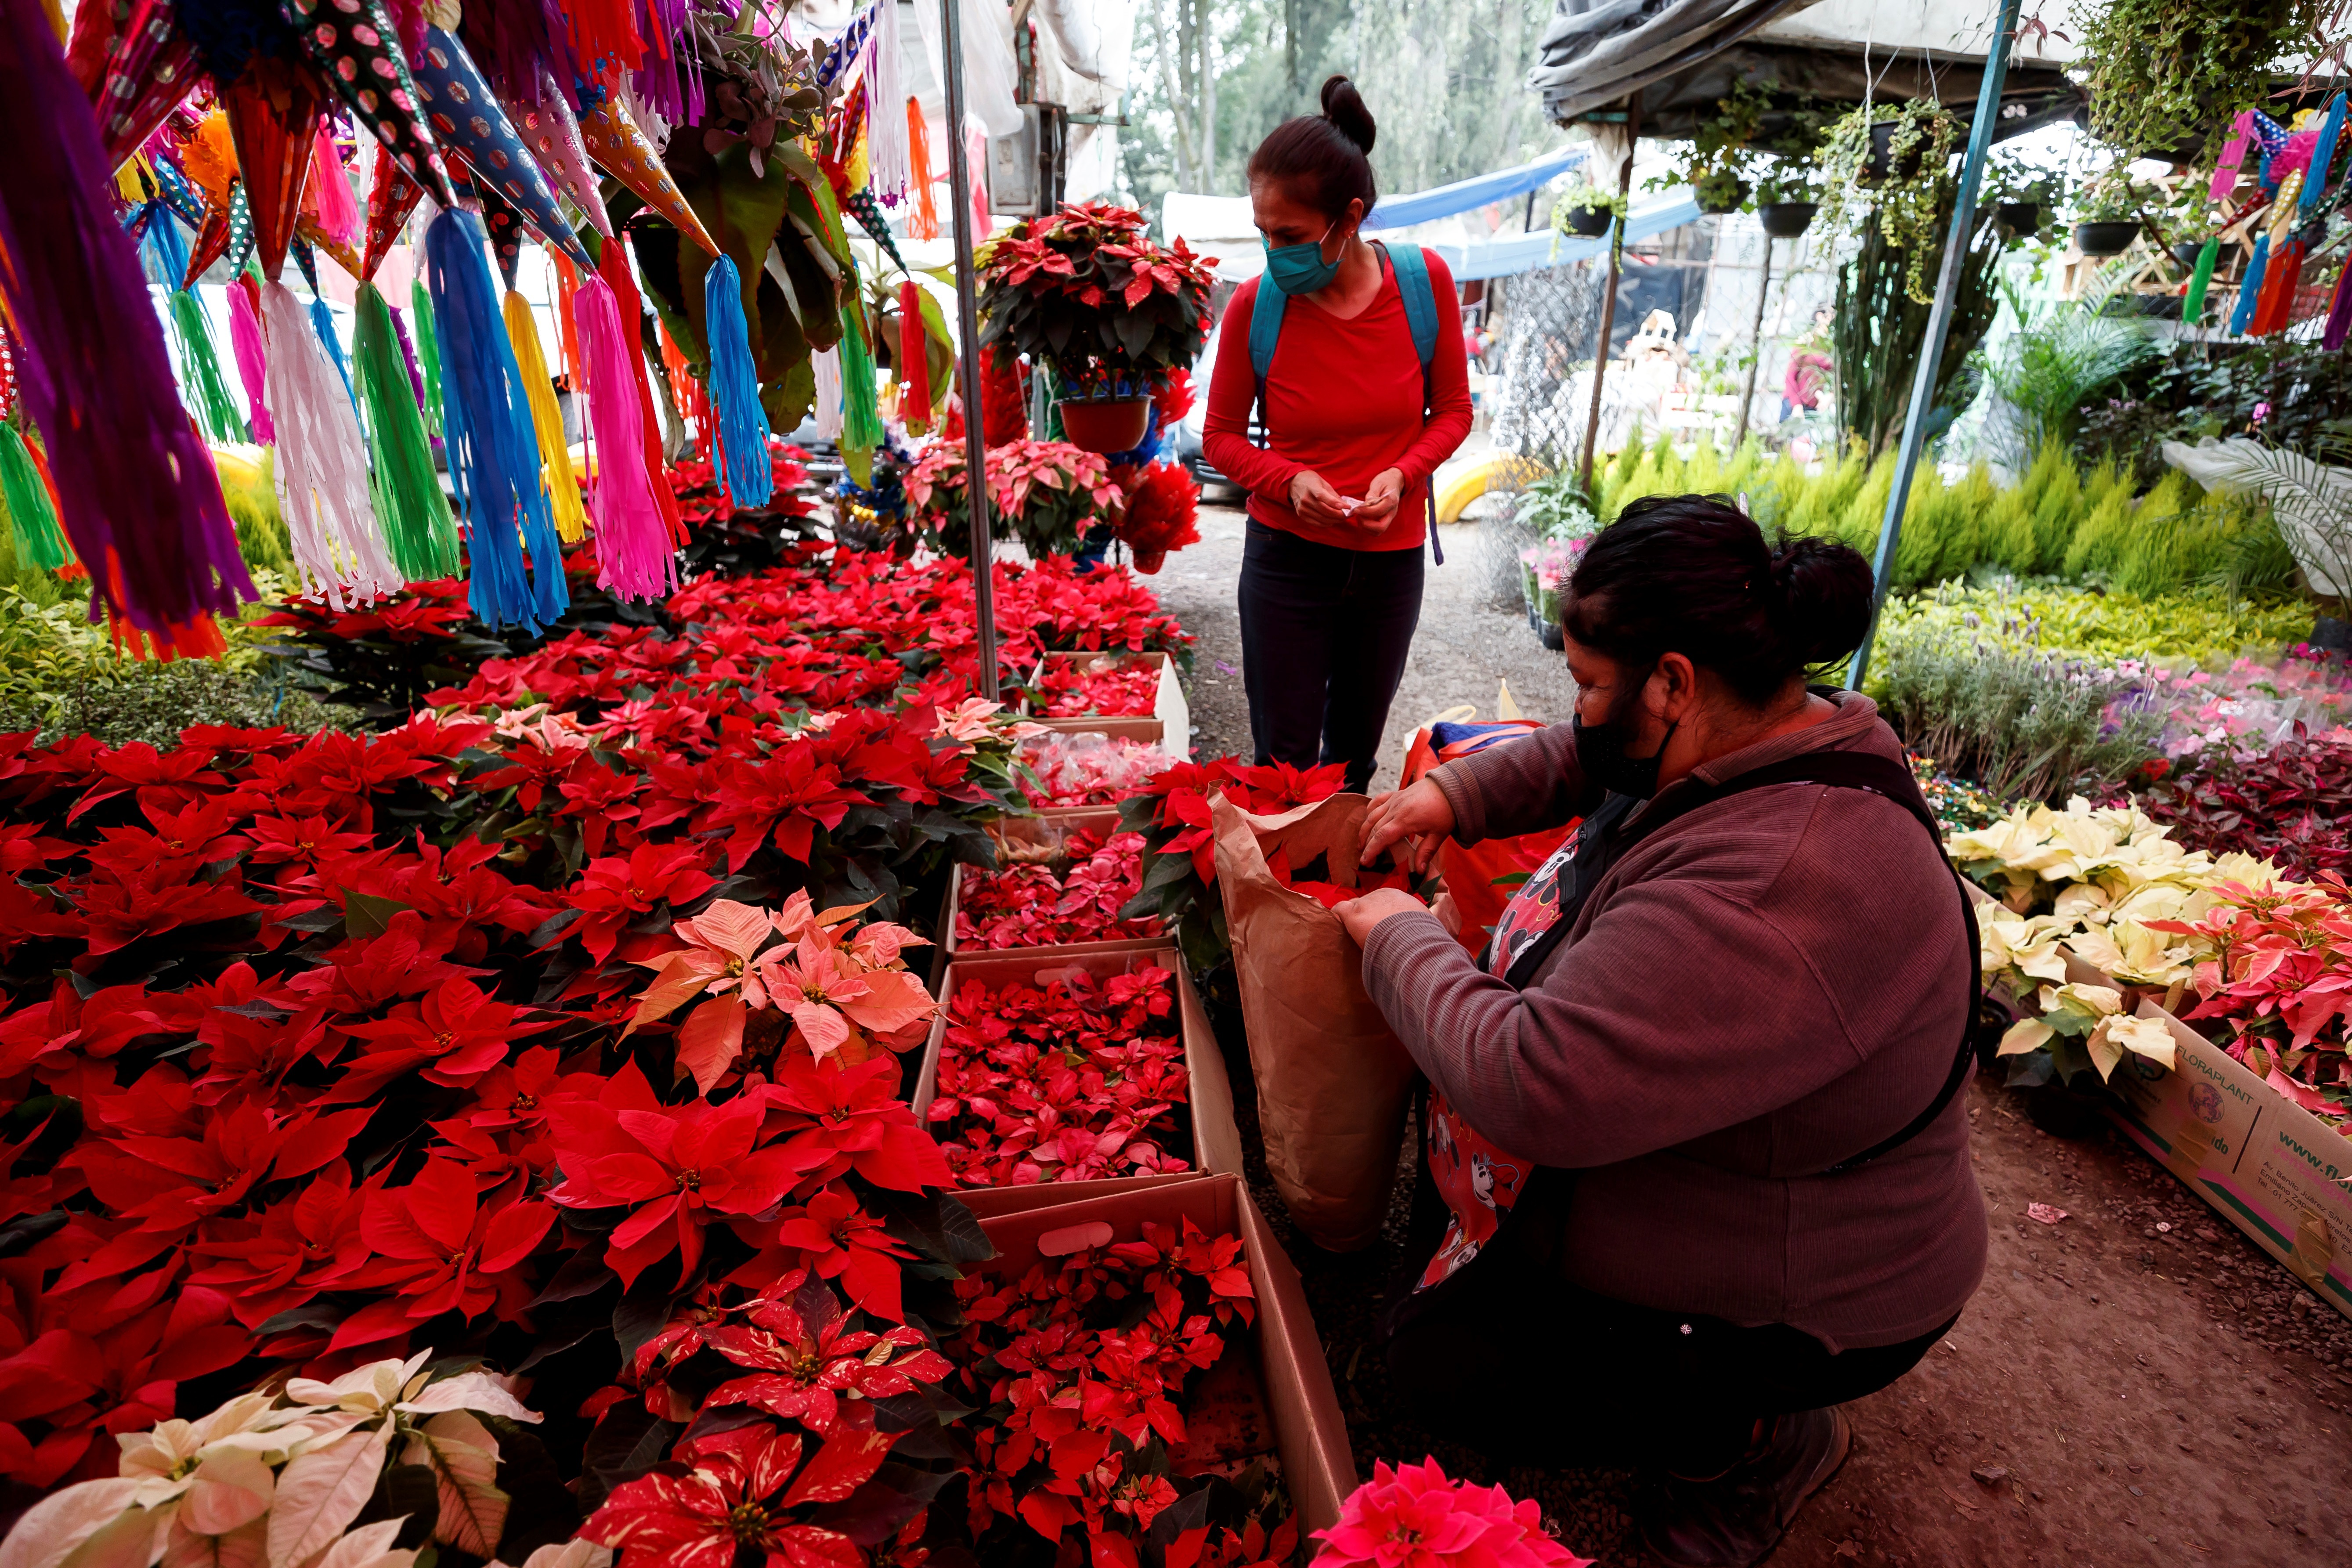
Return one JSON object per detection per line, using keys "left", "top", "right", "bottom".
{"left": 813, "top": 344, "right": 845, "bottom": 439}
{"left": 866, "top": 0, "right": 911, "bottom": 204}
{"left": 260, "top": 281, "right": 404, "bottom": 607}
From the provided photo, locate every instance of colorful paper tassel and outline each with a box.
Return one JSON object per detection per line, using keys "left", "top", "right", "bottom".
{"left": 410, "top": 274, "right": 444, "bottom": 435}
{"left": 352, "top": 279, "right": 459, "bottom": 579}
{"left": 261, "top": 279, "right": 402, "bottom": 605}
{"left": 595, "top": 236, "right": 684, "bottom": 541}
{"left": 2231, "top": 235, "right": 2270, "bottom": 336}
{"left": 0, "top": 419, "right": 70, "bottom": 571}
{"left": 905, "top": 98, "right": 939, "bottom": 240}
{"left": 703, "top": 254, "right": 773, "bottom": 506}
{"left": 2323, "top": 265, "right": 2351, "bottom": 351}
{"left": 898, "top": 279, "right": 932, "bottom": 431}
{"left": 2250, "top": 239, "right": 2305, "bottom": 336}
{"left": 503, "top": 287, "right": 592, "bottom": 543}
{"left": 2302, "top": 93, "right": 2346, "bottom": 219}
{"left": 228, "top": 275, "right": 276, "bottom": 443}
{"left": 0, "top": 0, "right": 251, "bottom": 636}
{"left": 170, "top": 289, "right": 249, "bottom": 441}
{"left": 2182, "top": 237, "right": 2220, "bottom": 326}
{"left": 573, "top": 275, "right": 677, "bottom": 600}
{"left": 307, "top": 119, "right": 360, "bottom": 248}
{"left": 423, "top": 207, "right": 569, "bottom": 633}
{"left": 836, "top": 299, "right": 882, "bottom": 485}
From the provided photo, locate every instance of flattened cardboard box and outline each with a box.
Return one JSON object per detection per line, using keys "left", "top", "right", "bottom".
{"left": 912, "top": 940, "right": 1245, "bottom": 1188}
{"left": 957, "top": 1172, "right": 1357, "bottom": 1537}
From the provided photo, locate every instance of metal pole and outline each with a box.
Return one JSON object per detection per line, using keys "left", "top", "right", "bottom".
{"left": 1732, "top": 235, "right": 1773, "bottom": 449}
{"left": 941, "top": 0, "right": 1000, "bottom": 701}
{"left": 1578, "top": 94, "right": 1639, "bottom": 492}
{"left": 1846, "top": 0, "right": 2023, "bottom": 690}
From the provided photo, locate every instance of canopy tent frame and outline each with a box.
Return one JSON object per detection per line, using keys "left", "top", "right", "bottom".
{"left": 941, "top": 0, "right": 999, "bottom": 701}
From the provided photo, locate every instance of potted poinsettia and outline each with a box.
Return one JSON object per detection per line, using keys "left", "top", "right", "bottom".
{"left": 904, "top": 436, "right": 1122, "bottom": 559}
{"left": 975, "top": 200, "right": 1217, "bottom": 454}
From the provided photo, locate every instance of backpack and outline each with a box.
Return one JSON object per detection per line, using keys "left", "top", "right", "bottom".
{"left": 1246, "top": 240, "right": 1447, "bottom": 564}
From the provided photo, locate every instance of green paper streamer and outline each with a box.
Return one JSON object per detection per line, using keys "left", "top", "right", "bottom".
{"left": 355, "top": 281, "right": 460, "bottom": 579}
{"left": 2183, "top": 237, "right": 2221, "bottom": 325}
{"left": 411, "top": 275, "right": 444, "bottom": 437}
{"left": 167, "top": 288, "right": 249, "bottom": 444}
{"left": 837, "top": 299, "right": 883, "bottom": 487}
{"left": 0, "top": 421, "right": 68, "bottom": 572}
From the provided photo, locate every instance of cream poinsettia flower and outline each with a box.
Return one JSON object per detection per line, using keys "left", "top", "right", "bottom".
{"left": 2088, "top": 1011, "right": 2179, "bottom": 1079}
{"left": 1978, "top": 913, "right": 2070, "bottom": 986}
{"left": 2037, "top": 981, "right": 2125, "bottom": 1024}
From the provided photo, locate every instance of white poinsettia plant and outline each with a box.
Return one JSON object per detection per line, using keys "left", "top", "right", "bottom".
{"left": 0, "top": 1352, "right": 574, "bottom": 1568}
{"left": 1949, "top": 798, "right": 2292, "bottom": 1084}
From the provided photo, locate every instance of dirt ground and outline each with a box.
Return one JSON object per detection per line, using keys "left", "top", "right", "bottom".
{"left": 1155, "top": 502, "right": 2352, "bottom": 1567}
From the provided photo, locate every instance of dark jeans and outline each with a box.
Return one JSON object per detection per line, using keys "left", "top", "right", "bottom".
{"left": 1236, "top": 520, "right": 1424, "bottom": 792}
{"left": 1383, "top": 1271, "right": 1954, "bottom": 1476}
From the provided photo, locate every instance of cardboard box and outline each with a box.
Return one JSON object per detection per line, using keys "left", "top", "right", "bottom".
{"left": 959, "top": 1171, "right": 1358, "bottom": 1537}
{"left": 1025, "top": 649, "right": 1191, "bottom": 753}
{"left": 1967, "top": 882, "right": 2352, "bottom": 1317}
{"left": 2104, "top": 1003, "right": 2352, "bottom": 1320}
{"left": 940, "top": 808, "right": 1167, "bottom": 963}
{"left": 913, "top": 941, "right": 1245, "bottom": 1184}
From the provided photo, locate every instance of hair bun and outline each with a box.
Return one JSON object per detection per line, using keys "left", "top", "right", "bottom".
{"left": 1320, "top": 76, "right": 1377, "bottom": 155}
{"left": 1765, "top": 535, "right": 1873, "bottom": 666}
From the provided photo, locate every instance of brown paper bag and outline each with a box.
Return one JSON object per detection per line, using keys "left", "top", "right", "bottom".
{"left": 1211, "top": 791, "right": 1418, "bottom": 1252}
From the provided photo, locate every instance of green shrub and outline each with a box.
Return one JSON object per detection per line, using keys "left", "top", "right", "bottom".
{"left": 2059, "top": 474, "right": 2133, "bottom": 581}
{"left": 217, "top": 452, "right": 294, "bottom": 577}
{"left": 1869, "top": 580, "right": 2310, "bottom": 670}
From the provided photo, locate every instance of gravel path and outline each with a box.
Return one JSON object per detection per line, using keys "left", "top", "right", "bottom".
{"left": 1143, "top": 510, "right": 2352, "bottom": 1566}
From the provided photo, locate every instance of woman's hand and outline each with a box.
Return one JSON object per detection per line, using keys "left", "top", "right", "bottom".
{"left": 1360, "top": 777, "right": 1456, "bottom": 873}
{"left": 1333, "top": 885, "right": 1430, "bottom": 946}
{"left": 1354, "top": 467, "right": 1407, "bottom": 527}
{"left": 1287, "top": 469, "right": 1352, "bottom": 528}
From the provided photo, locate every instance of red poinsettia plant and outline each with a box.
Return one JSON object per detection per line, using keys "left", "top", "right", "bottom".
{"left": 1315, "top": 1457, "right": 1591, "bottom": 1568}
{"left": 927, "top": 964, "right": 1192, "bottom": 1186}
{"left": 1116, "top": 756, "right": 1351, "bottom": 970}
{"left": 946, "top": 1216, "right": 1292, "bottom": 1568}
{"left": 975, "top": 201, "right": 1216, "bottom": 395}
{"left": 955, "top": 827, "right": 1159, "bottom": 951}
{"left": 1109, "top": 461, "right": 1202, "bottom": 572}
{"left": 2145, "top": 874, "right": 2352, "bottom": 1120}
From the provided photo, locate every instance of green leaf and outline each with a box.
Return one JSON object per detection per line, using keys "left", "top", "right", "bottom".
{"left": 338, "top": 888, "right": 411, "bottom": 938}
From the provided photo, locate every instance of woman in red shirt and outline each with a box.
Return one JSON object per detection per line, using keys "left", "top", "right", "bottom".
{"left": 1202, "top": 76, "right": 1474, "bottom": 790}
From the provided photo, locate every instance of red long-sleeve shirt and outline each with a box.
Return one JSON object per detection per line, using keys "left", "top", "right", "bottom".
{"left": 1201, "top": 247, "right": 1474, "bottom": 552}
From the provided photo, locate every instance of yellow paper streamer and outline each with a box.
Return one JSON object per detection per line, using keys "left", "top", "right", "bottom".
{"left": 503, "top": 289, "right": 590, "bottom": 543}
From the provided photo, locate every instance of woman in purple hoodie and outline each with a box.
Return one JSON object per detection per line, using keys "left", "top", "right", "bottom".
{"left": 1340, "top": 496, "right": 1986, "bottom": 1568}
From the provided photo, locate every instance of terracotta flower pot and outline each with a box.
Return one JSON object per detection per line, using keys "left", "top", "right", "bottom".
{"left": 1057, "top": 397, "right": 1153, "bottom": 454}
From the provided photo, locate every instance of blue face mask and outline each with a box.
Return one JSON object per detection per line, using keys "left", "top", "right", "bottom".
{"left": 1262, "top": 222, "right": 1343, "bottom": 296}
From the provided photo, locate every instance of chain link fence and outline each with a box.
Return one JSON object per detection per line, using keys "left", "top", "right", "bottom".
{"left": 1473, "top": 258, "right": 1608, "bottom": 612}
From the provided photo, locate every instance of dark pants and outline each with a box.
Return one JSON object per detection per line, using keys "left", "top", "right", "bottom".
{"left": 1236, "top": 520, "right": 1424, "bottom": 792}
{"left": 1383, "top": 1271, "right": 1954, "bottom": 1476}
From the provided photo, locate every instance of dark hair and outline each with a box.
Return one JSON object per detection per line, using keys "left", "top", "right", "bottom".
{"left": 1245, "top": 76, "right": 1378, "bottom": 223}
{"left": 1560, "top": 494, "right": 1874, "bottom": 705}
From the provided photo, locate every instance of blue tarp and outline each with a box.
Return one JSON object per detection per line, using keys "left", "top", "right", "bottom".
{"left": 1430, "top": 194, "right": 1705, "bottom": 281}
{"left": 1362, "top": 146, "right": 1588, "bottom": 231}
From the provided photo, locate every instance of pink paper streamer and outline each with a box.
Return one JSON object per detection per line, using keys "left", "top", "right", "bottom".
{"left": 572, "top": 273, "right": 676, "bottom": 601}
{"left": 310, "top": 121, "right": 361, "bottom": 248}
{"left": 228, "top": 278, "right": 275, "bottom": 444}
{"left": 2211, "top": 112, "right": 2254, "bottom": 200}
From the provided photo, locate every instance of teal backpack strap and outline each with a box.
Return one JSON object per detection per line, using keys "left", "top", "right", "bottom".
{"left": 1378, "top": 242, "right": 1448, "bottom": 565}
{"left": 1246, "top": 277, "right": 1286, "bottom": 448}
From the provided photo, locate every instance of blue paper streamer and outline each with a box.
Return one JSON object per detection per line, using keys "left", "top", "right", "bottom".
{"left": 424, "top": 208, "right": 570, "bottom": 633}
{"left": 2302, "top": 93, "right": 2347, "bottom": 218}
{"left": 308, "top": 293, "right": 358, "bottom": 410}
{"left": 2230, "top": 234, "right": 2271, "bottom": 336}
{"left": 703, "top": 254, "right": 773, "bottom": 507}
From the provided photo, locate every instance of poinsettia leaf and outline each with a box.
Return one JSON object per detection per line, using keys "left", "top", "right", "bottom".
{"left": 675, "top": 994, "right": 749, "bottom": 1093}
{"left": 0, "top": 1477, "right": 141, "bottom": 1568}
{"left": 781, "top": 1428, "right": 898, "bottom": 1508}
{"left": 577, "top": 1405, "right": 683, "bottom": 1517}
{"left": 267, "top": 1420, "right": 393, "bottom": 1568}
{"left": 406, "top": 1411, "right": 508, "bottom": 1557}
{"left": 805, "top": 1462, "right": 952, "bottom": 1547}
{"left": 338, "top": 888, "right": 412, "bottom": 938}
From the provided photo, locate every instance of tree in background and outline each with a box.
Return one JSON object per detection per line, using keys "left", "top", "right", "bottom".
{"left": 1122, "top": 0, "right": 1558, "bottom": 221}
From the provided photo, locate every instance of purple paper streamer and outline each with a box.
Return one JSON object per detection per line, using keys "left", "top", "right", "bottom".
{"left": 388, "top": 300, "right": 428, "bottom": 411}
{"left": 0, "top": 0, "right": 253, "bottom": 635}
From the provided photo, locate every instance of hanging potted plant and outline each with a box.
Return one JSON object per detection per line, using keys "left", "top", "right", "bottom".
{"left": 2074, "top": 170, "right": 2153, "bottom": 257}
{"left": 1552, "top": 173, "right": 1625, "bottom": 236}
{"left": 1815, "top": 98, "right": 1961, "bottom": 303}
{"left": 1754, "top": 167, "right": 1820, "bottom": 237}
{"left": 976, "top": 200, "right": 1216, "bottom": 455}
{"left": 1983, "top": 157, "right": 2061, "bottom": 242}
{"left": 2078, "top": 0, "right": 2320, "bottom": 160}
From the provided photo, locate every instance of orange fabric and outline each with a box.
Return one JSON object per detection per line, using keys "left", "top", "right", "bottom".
{"left": 1401, "top": 727, "right": 1575, "bottom": 954}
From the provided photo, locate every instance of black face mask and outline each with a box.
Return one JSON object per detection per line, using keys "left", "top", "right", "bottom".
{"left": 1571, "top": 674, "right": 1679, "bottom": 799}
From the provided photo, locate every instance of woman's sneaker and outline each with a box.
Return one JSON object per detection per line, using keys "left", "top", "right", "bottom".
{"left": 1638, "top": 1407, "right": 1852, "bottom": 1568}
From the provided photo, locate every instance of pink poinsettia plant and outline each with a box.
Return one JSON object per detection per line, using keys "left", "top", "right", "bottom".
{"left": 625, "top": 892, "right": 938, "bottom": 1092}
{"left": 1313, "top": 1458, "right": 1591, "bottom": 1568}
